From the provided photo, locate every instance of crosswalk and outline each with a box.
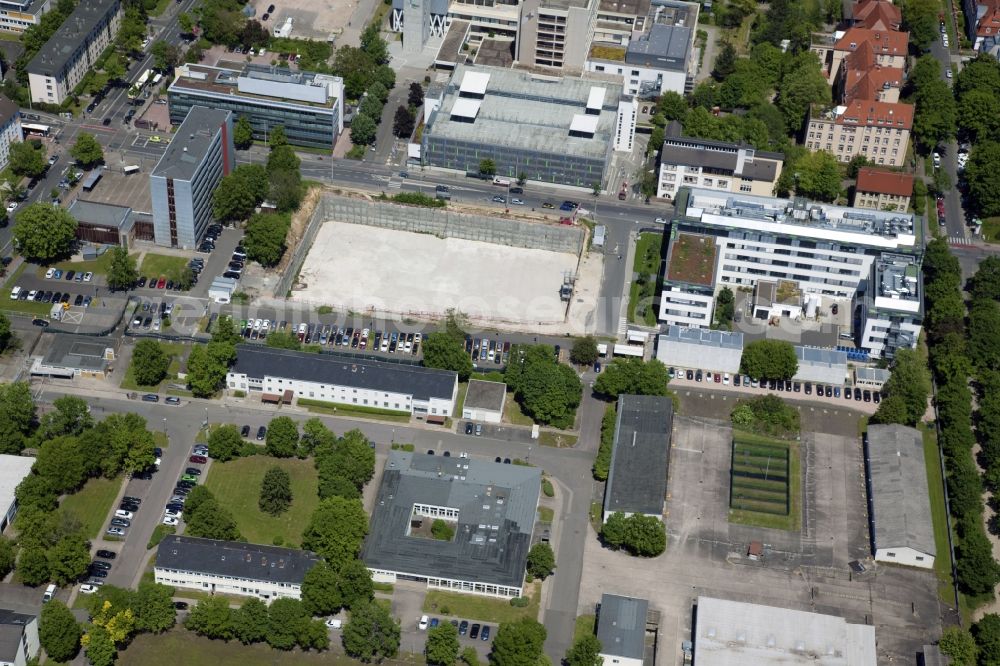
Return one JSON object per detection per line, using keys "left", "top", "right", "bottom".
{"left": 948, "top": 236, "right": 973, "bottom": 245}
{"left": 617, "top": 316, "right": 627, "bottom": 335}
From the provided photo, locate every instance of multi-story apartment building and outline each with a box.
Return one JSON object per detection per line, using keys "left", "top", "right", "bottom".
{"left": 848, "top": 0, "right": 901, "bottom": 30}
{"left": 0, "top": 95, "right": 22, "bottom": 171}
{"left": 0, "top": 0, "right": 49, "bottom": 34}
{"left": 25, "top": 0, "right": 122, "bottom": 105}
{"left": 656, "top": 122, "right": 783, "bottom": 200}
{"left": 149, "top": 107, "right": 234, "bottom": 249}
{"left": 811, "top": 27, "right": 908, "bottom": 85}
{"left": 853, "top": 167, "right": 913, "bottom": 211}
{"left": 167, "top": 63, "right": 344, "bottom": 149}
{"left": 516, "top": 0, "right": 598, "bottom": 71}
{"left": 0, "top": 609, "right": 39, "bottom": 666}
{"left": 422, "top": 65, "right": 625, "bottom": 187}
{"left": 856, "top": 253, "right": 922, "bottom": 358}
{"left": 804, "top": 99, "right": 912, "bottom": 167}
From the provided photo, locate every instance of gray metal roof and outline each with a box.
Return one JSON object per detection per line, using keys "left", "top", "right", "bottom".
{"left": 26, "top": 0, "right": 120, "bottom": 77}
{"left": 155, "top": 535, "right": 319, "bottom": 585}
{"left": 231, "top": 345, "right": 457, "bottom": 402}
{"left": 464, "top": 379, "right": 506, "bottom": 412}
{"left": 865, "top": 424, "right": 935, "bottom": 558}
{"left": 793, "top": 346, "right": 848, "bottom": 385}
{"left": 42, "top": 334, "right": 110, "bottom": 372}
{"left": 597, "top": 594, "right": 648, "bottom": 660}
{"left": 626, "top": 23, "right": 691, "bottom": 70}
{"left": 604, "top": 394, "right": 673, "bottom": 516}
{"left": 0, "top": 610, "right": 35, "bottom": 662}
{"left": 0, "top": 95, "right": 18, "bottom": 128}
{"left": 68, "top": 199, "right": 131, "bottom": 230}
{"left": 81, "top": 168, "right": 103, "bottom": 189}
{"left": 855, "top": 367, "right": 890, "bottom": 382}
{"left": 656, "top": 326, "right": 744, "bottom": 374}
{"left": 361, "top": 452, "right": 541, "bottom": 589}
{"left": 151, "top": 106, "right": 231, "bottom": 181}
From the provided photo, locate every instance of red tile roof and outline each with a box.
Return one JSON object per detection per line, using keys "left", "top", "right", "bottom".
{"left": 850, "top": 0, "right": 902, "bottom": 31}
{"left": 843, "top": 58, "right": 903, "bottom": 102}
{"left": 856, "top": 167, "right": 915, "bottom": 196}
{"left": 977, "top": 8, "right": 1000, "bottom": 36}
{"left": 834, "top": 27, "right": 909, "bottom": 58}
{"left": 836, "top": 98, "right": 914, "bottom": 129}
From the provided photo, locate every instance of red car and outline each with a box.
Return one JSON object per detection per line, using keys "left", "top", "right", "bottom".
{"left": 156, "top": 277, "right": 166, "bottom": 289}
{"left": 714, "top": 373, "right": 721, "bottom": 383}
{"left": 559, "top": 217, "right": 574, "bottom": 225}
{"left": 189, "top": 454, "right": 207, "bottom": 464}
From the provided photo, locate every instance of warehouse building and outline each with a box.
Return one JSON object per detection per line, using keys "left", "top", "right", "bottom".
{"left": 693, "top": 596, "right": 877, "bottom": 665}
{"left": 792, "top": 346, "right": 848, "bottom": 386}
{"left": 168, "top": 63, "right": 345, "bottom": 149}
{"left": 154, "top": 535, "right": 319, "bottom": 603}
{"left": 596, "top": 594, "right": 649, "bottom": 666}
{"left": 362, "top": 451, "right": 540, "bottom": 598}
{"left": 26, "top": 0, "right": 123, "bottom": 105}
{"left": 0, "top": 455, "right": 34, "bottom": 533}
{"left": 603, "top": 394, "right": 673, "bottom": 522}
{"left": 0, "top": 609, "right": 39, "bottom": 666}
{"left": 461, "top": 379, "right": 506, "bottom": 424}
{"left": 864, "top": 424, "right": 935, "bottom": 569}
{"left": 150, "top": 106, "right": 234, "bottom": 249}
{"left": 421, "top": 65, "right": 624, "bottom": 187}
{"left": 227, "top": 345, "right": 459, "bottom": 418}
{"left": 655, "top": 326, "right": 743, "bottom": 376}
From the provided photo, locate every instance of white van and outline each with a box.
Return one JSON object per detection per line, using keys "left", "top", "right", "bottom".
{"left": 43, "top": 584, "right": 56, "bottom": 602}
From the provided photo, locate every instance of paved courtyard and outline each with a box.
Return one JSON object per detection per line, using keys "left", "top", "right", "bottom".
{"left": 579, "top": 415, "right": 941, "bottom": 665}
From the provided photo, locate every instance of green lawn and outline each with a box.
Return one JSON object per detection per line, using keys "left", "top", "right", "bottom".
{"left": 61, "top": 476, "right": 123, "bottom": 540}
{"left": 573, "top": 614, "right": 596, "bottom": 642}
{"left": 204, "top": 456, "right": 319, "bottom": 547}
{"left": 538, "top": 430, "right": 577, "bottom": 448}
{"left": 537, "top": 506, "right": 554, "bottom": 522}
{"left": 628, "top": 233, "right": 662, "bottom": 326}
{"left": 454, "top": 383, "right": 469, "bottom": 418}
{"left": 423, "top": 582, "right": 540, "bottom": 624}
{"left": 146, "top": 0, "right": 172, "bottom": 16}
{"left": 633, "top": 232, "right": 662, "bottom": 275}
{"left": 139, "top": 254, "right": 190, "bottom": 283}
{"left": 0, "top": 263, "right": 56, "bottom": 316}
{"left": 982, "top": 217, "right": 1000, "bottom": 244}
{"left": 120, "top": 342, "right": 189, "bottom": 391}
{"left": 920, "top": 425, "right": 956, "bottom": 606}
{"left": 728, "top": 431, "right": 802, "bottom": 532}
{"left": 36, "top": 250, "right": 124, "bottom": 278}
{"left": 504, "top": 397, "right": 534, "bottom": 426}
{"left": 298, "top": 398, "right": 412, "bottom": 423}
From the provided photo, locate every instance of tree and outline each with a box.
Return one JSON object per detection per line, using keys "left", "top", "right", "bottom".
{"left": 301, "top": 417, "right": 336, "bottom": 458}
{"left": 715, "top": 286, "right": 735, "bottom": 328}
{"left": 39, "top": 600, "right": 81, "bottom": 662}
{"left": 266, "top": 329, "right": 302, "bottom": 351}
{"left": 81, "top": 625, "right": 117, "bottom": 666}
{"left": 301, "top": 497, "right": 369, "bottom": 564}
{"left": 525, "top": 543, "right": 555, "bottom": 580}
{"left": 329, "top": 430, "right": 376, "bottom": 490}
{"left": 149, "top": 40, "right": 180, "bottom": 70}
{"left": 408, "top": 82, "right": 424, "bottom": 107}
{"left": 243, "top": 212, "right": 290, "bottom": 266}
{"left": 187, "top": 343, "right": 229, "bottom": 397}
{"left": 712, "top": 40, "right": 738, "bottom": 81}
{"left": 268, "top": 168, "right": 303, "bottom": 213}
{"left": 207, "top": 424, "right": 244, "bottom": 462}
{"left": 901, "top": 0, "right": 942, "bottom": 50}
{"left": 185, "top": 498, "right": 241, "bottom": 541}
{"left": 965, "top": 142, "right": 1000, "bottom": 217}
{"left": 9, "top": 141, "right": 46, "bottom": 178}
{"left": 593, "top": 358, "right": 671, "bottom": 398}
{"left": 361, "top": 23, "right": 390, "bottom": 65}
{"left": 213, "top": 165, "right": 268, "bottom": 221}
{"left": 0, "top": 536, "right": 14, "bottom": 579}
{"left": 302, "top": 560, "right": 342, "bottom": 616}
{"left": 875, "top": 348, "right": 930, "bottom": 426}
{"left": 233, "top": 597, "right": 269, "bottom": 645}
{"left": 939, "top": 626, "right": 978, "bottom": 666}
{"left": 266, "top": 597, "right": 310, "bottom": 650}
{"left": 13, "top": 203, "right": 77, "bottom": 261}
{"left": 342, "top": 599, "right": 400, "bottom": 661}
{"left": 70, "top": 132, "right": 104, "bottom": 168}
{"left": 393, "top": 105, "right": 415, "bottom": 138}
{"left": 792, "top": 150, "right": 841, "bottom": 202}
{"left": 970, "top": 256, "right": 1000, "bottom": 301}
{"left": 973, "top": 614, "right": 1000, "bottom": 665}
{"left": 426, "top": 621, "right": 460, "bottom": 665}
{"left": 956, "top": 526, "right": 1000, "bottom": 595}
{"left": 912, "top": 73, "right": 957, "bottom": 149}
{"left": 359, "top": 94, "right": 384, "bottom": 121}
{"left": 338, "top": 559, "right": 374, "bottom": 609}
{"left": 35, "top": 435, "right": 87, "bottom": 494}
{"left": 47, "top": 534, "right": 90, "bottom": 585}
{"left": 185, "top": 596, "right": 234, "bottom": 640}
{"left": 600, "top": 513, "right": 665, "bottom": 556}
{"left": 178, "top": 11, "right": 194, "bottom": 34}
{"left": 106, "top": 246, "right": 138, "bottom": 291}
{"left": 332, "top": 46, "right": 377, "bottom": 98}
{"left": 182, "top": 485, "right": 215, "bottom": 517}
{"left": 504, "top": 345, "right": 582, "bottom": 428}
{"left": 259, "top": 466, "right": 293, "bottom": 515}
{"left": 740, "top": 339, "right": 798, "bottom": 380}
{"left": 350, "top": 113, "right": 377, "bottom": 146}
{"left": 479, "top": 159, "right": 496, "bottom": 176}
{"left": 266, "top": 416, "right": 299, "bottom": 458}
{"left": 268, "top": 125, "right": 288, "bottom": 148}
{"left": 422, "top": 333, "right": 473, "bottom": 380}
{"left": 776, "top": 53, "right": 830, "bottom": 133}
{"left": 570, "top": 337, "right": 599, "bottom": 366}
{"left": 17, "top": 544, "right": 49, "bottom": 586}
{"left": 431, "top": 519, "right": 454, "bottom": 540}
{"left": 564, "top": 634, "right": 603, "bottom": 666}
{"left": 103, "top": 52, "right": 126, "bottom": 82}
{"left": 0, "top": 381, "right": 35, "bottom": 455}
{"left": 845, "top": 155, "right": 870, "bottom": 179}
{"left": 234, "top": 115, "right": 254, "bottom": 149}
{"left": 132, "top": 582, "right": 176, "bottom": 634}
{"left": 489, "top": 619, "right": 546, "bottom": 666}
{"left": 131, "top": 339, "right": 169, "bottom": 387}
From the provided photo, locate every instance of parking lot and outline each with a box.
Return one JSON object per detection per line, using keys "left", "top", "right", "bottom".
{"left": 251, "top": 0, "right": 349, "bottom": 40}
{"left": 579, "top": 414, "right": 940, "bottom": 665}
{"left": 668, "top": 372, "right": 881, "bottom": 415}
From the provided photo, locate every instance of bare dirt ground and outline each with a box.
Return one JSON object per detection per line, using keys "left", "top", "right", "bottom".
{"left": 251, "top": 0, "right": 353, "bottom": 41}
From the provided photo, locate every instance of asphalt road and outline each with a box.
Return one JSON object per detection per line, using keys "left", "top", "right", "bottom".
{"left": 928, "top": 30, "right": 968, "bottom": 243}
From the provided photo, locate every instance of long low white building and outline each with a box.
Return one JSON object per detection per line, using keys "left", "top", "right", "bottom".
{"left": 227, "top": 345, "right": 459, "bottom": 419}
{"left": 154, "top": 535, "right": 319, "bottom": 603}
{"left": 656, "top": 326, "right": 743, "bottom": 375}
{"left": 0, "top": 454, "right": 35, "bottom": 533}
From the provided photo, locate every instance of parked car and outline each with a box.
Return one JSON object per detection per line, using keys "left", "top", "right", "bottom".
{"left": 106, "top": 527, "right": 125, "bottom": 536}
{"left": 257, "top": 426, "right": 267, "bottom": 440}
{"left": 189, "top": 455, "right": 207, "bottom": 464}
{"left": 95, "top": 550, "right": 117, "bottom": 560}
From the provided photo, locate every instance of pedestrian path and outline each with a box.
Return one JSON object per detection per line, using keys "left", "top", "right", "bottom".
{"left": 948, "top": 235, "right": 973, "bottom": 245}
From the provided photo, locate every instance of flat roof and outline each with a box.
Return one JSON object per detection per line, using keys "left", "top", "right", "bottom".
{"left": 425, "top": 64, "right": 622, "bottom": 161}
{"left": 666, "top": 232, "right": 716, "bottom": 286}
{"left": 26, "top": 0, "right": 119, "bottom": 77}
{"left": 865, "top": 424, "right": 935, "bottom": 558}
{"left": 604, "top": 394, "right": 673, "bottom": 516}
{"left": 656, "top": 326, "right": 744, "bottom": 373}
{"left": 155, "top": 535, "right": 319, "bottom": 585}
{"left": 597, "top": 594, "right": 648, "bottom": 659}
{"left": 41, "top": 334, "right": 110, "bottom": 372}
{"left": 794, "top": 346, "right": 848, "bottom": 385}
{"left": 855, "top": 367, "right": 890, "bottom": 382}
{"left": 151, "top": 106, "right": 230, "bottom": 181}
{"left": 361, "top": 452, "right": 541, "bottom": 589}
{"left": 68, "top": 199, "right": 131, "bottom": 230}
{"left": 0, "top": 455, "right": 35, "bottom": 514}
{"left": 694, "top": 596, "right": 877, "bottom": 665}
{"left": 460, "top": 70, "right": 491, "bottom": 96}
{"left": 626, "top": 23, "right": 692, "bottom": 69}
{"left": 230, "top": 345, "right": 457, "bottom": 402}
{"left": 464, "top": 379, "right": 506, "bottom": 412}
{"left": 169, "top": 63, "right": 341, "bottom": 111}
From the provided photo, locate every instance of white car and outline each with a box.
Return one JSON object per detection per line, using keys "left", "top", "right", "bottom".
{"left": 106, "top": 527, "right": 125, "bottom": 536}
{"left": 511, "top": 198, "right": 525, "bottom": 205}
{"left": 83, "top": 271, "right": 93, "bottom": 282}
{"left": 162, "top": 516, "right": 179, "bottom": 526}
{"left": 654, "top": 217, "right": 668, "bottom": 224}
{"left": 132, "top": 316, "right": 142, "bottom": 327}
{"left": 5, "top": 201, "right": 16, "bottom": 213}
{"left": 325, "top": 618, "right": 342, "bottom": 629}
{"left": 80, "top": 584, "right": 99, "bottom": 594}
{"left": 115, "top": 509, "right": 134, "bottom": 519}
{"left": 418, "top": 615, "right": 429, "bottom": 630}
{"left": 154, "top": 457, "right": 161, "bottom": 467}
{"left": 45, "top": 268, "right": 54, "bottom": 279}
{"left": 164, "top": 508, "right": 182, "bottom": 518}
{"left": 152, "top": 319, "right": 160, "bottom": 332}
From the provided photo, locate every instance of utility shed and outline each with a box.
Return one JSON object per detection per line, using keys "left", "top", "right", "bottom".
{"left": 602, "top": 394, "right": 673, "bottom": 521}
{"left": 864, "top": 424, "right": 935, "bottom": 569}
{"left": 462, "top": 379, "right": 506, "bottom": 423}
{"left": 597, "top": 594, "right": 648, "bottom": 666}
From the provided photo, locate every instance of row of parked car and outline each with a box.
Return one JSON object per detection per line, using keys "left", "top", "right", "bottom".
{"left": 162, "top": 443, "right": 210, "bottom": 528}
{"left": 44, "top": 268, "right": 93, "bottom": 282}
{"left": 241, "top": 319, "right": 425, "bottom": 356}
{"left": 675, "top": 368, "right": 882, "bottom": 402}
{"left": 419, "top": 616, "right": 492, "bottom": 641}
{"left": 466, "top": 337, "right": 511, "bottom": 366}
{"left": 10, "top": 287, "right": 92, "bottom": 307}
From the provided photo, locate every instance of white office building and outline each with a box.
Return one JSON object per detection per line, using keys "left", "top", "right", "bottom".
{"left": 659, "top": 286, "right": 714, "bottom": 329}
{"left": 0, "top": 0, "right": 50, "bottom": 35}
{"left": 0, "top": 96, "right": 21, "bottom": 172}
{"left": 154, "top": 535, "right": 318, "bottom": 603}
{"left": 856, "top": 253, "right": 922, "bottom": 359}
{"left": 0, "top": 455, "right": 34, "bottom": 533}
{"left": 227, "top": 345, "right": 459, "bottom": 419}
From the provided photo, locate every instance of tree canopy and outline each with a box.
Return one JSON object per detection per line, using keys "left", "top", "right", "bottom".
{"left": 422, "top": 332, "right": 473, "bottom": 381}
{"left": 266, "top": 416, "right": 299, "bottom": 458}
{"left": 259, "top": 466, "right": 293, "bottom": 515}
{"left": 489, "top": 619, "right": 546, "bottom": 666}
{"left": 301, "top": 496, "right": 369, "bottom": 565}
{"left": 13, "top": 203, "right": 77, "bottom": 261}
{"left": 342, "top": 599, "right": 400, "bottom": 662}
{"left": 593, "top": 358, "right": 671, "bottom": 398}
{"left": 740, "top": 340, "right": 798, "bottom": 380}
{"left": 526, "top": 542, "right": 556, "bottom": 579}
{"left": 504, "top": 345, "right": 582, "bottom": 428}
{"left": 40, "top": 600, "right": 82, "bottom": 662}
{"left": 131, "top": 339, "right": 170, "bottom": 387}
{"left": 426, "top": 621, "right": 460, "bottom": 665}
{"left": 70, "top": 133, "right": 104, "bottom": 167}
{"left": 107, "top": 246, "right": 139, "bottom": 291}
{"left": 601, "top": 512, "right": 666, "bottom": 557}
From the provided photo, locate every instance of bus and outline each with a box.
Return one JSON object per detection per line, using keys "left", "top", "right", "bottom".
{"left": 21, "top": 123, "right": 51, "bottom": 137}
{"left": 128, "top": 69, "right": 152, "bottom": 99}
